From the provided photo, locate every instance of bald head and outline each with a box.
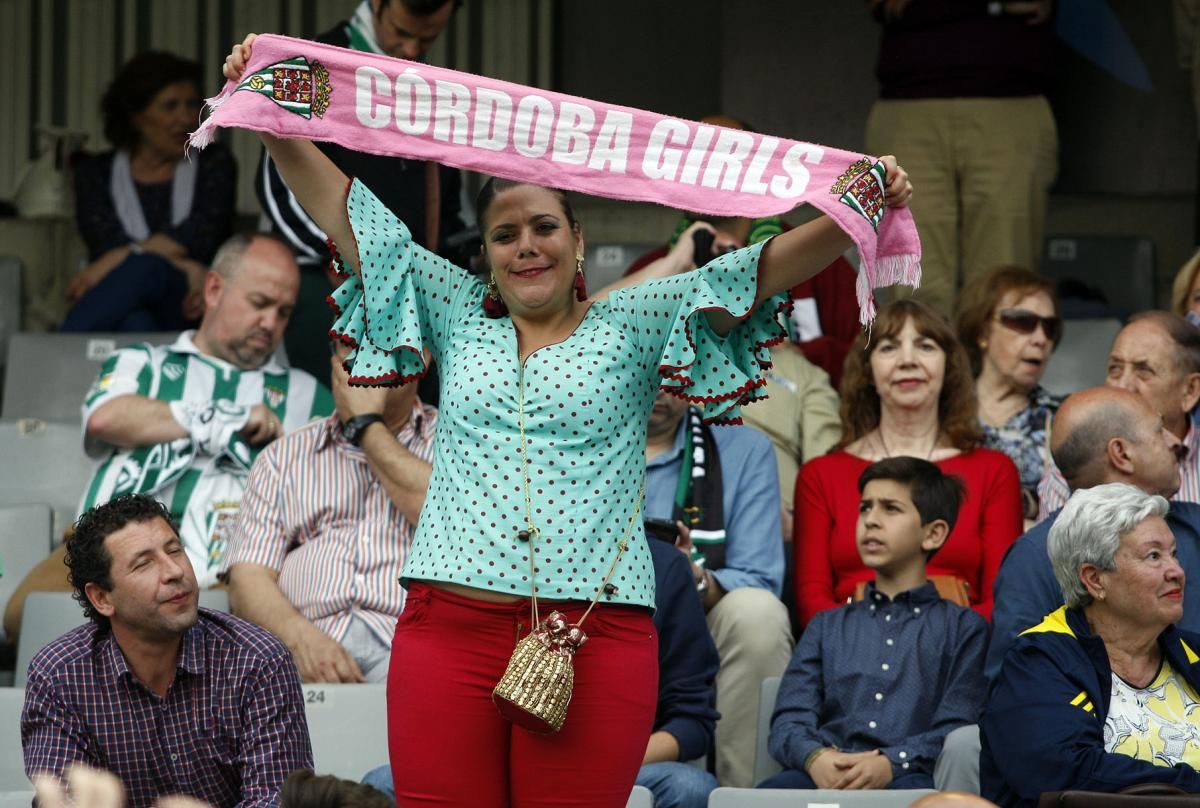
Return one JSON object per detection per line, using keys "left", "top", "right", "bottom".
{"left": 908, "top": 794, "right": 1001, "bottom": 808}
{"left": 1051, "top": 386, "right": 1181, "bottom": 497}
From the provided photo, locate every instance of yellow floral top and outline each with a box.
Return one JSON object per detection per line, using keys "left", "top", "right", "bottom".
{"left": 1105, "top": 659, "right": 1200, "bottom": 768}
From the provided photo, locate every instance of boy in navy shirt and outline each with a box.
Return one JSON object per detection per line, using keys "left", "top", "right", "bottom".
{"left": 763, "top": 457, "right": 987, "bottom": 790}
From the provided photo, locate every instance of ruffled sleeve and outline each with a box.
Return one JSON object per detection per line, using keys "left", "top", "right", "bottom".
{"left": 327, "top": 179, "right": 481, "bottom": 385}
{"left": 607, "top": 239, "right": 790, "bottom": 424}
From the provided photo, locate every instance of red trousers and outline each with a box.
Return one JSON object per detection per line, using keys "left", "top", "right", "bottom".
{"left": 387, "top": 583, "right": 659, "bottom": 807}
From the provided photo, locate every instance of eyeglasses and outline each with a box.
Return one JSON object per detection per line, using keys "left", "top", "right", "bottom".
{"left": 996, "top": 308, "right": 1062, "bottom": 343}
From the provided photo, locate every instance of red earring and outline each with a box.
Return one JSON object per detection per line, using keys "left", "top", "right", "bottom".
{"left": 574, "top": 255, "right": 588, "bottom": 302}
{"left": 483, "top": 274, "right": 509, "bottom": 318}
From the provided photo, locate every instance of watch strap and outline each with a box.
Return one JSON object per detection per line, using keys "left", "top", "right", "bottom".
{"left": 342, "top": 413, "right": 385, "bottom": 446}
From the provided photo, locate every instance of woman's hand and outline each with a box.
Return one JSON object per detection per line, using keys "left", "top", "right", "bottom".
{"left": 222, "top": 33, "right": 258, "bottom": 83}
{"left": 65, "top": 262, "right": 110, "bottom": 304}
{"left": 880, "top": 155, "right": 913, "bottom": 209}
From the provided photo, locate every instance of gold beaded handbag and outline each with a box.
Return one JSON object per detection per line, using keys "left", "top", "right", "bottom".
{"left": 491, "top": 368, "right": 644, "bottom": 734}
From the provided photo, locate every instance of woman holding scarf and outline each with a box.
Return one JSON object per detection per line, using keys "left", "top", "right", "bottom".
{"left": 223, "top": 35, "right": 912, "bottom": 808}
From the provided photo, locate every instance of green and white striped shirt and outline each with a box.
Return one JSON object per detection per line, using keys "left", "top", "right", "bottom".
{"left": 80, "top": 332, "right": 333, "bottom": 586}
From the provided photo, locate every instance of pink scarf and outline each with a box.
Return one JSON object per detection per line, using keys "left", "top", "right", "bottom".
{"left": 190, "top": 34, "right": 920, "bottom": 323}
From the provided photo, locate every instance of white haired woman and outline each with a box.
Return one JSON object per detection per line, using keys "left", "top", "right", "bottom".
{"left": 981, "top": 483, "right": 1200, "bottom": 806}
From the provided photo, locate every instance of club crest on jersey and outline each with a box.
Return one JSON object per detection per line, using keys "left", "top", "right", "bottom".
{"left": 162, "top": 363, "right": 185, "bottom": 382}
{"left": 237, "top": 56, "right": 332, "bottom": 120}
{"left": 830, "top": 157, "right": 887, "bottom": 232}
{"left": 264, "top": 385, "right": 286, "bottom": 409}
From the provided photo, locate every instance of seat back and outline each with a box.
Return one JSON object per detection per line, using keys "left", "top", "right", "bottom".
{"left": 1, "top": 332, "right": 178, "bottom": 422}
{"left": 1039, "top": 318, "right": 1123, "bottom": 398}
{"left": 0, "top": 688, "right": 29, "bottom": 790}
{"left": 302, "top": 684, "right": 389, "bottom": 780}
{"left": 198, "top": 589, "right": 230, "bottom": 612}
{"left": 0, "top": 792, "right": 34, "bottom": 808}
{"left": 709, "top": 788, "right": 937, "bottom": 807}
{"left": 0, "top": 419, "right": 91, "bottom": 539}
{"left": 1042, "top": 236, "right": 1155, "bottom": 317}
{"left": 14, "top": 592, "right": 87, "bottom": 688}
{"left": 625, "top": 785, "right": 653, "bottom": 808}
{"left": 0, "top": 504, "right": 54, "bottom": 642}
{"left": 754, "top": 675, "right": 783, "bottom": 785}
{"left": 0, "top": 257, "right": 21, "bottom": 389}
{"left": 583, "top": 243, "right": 662, "bottom": 293}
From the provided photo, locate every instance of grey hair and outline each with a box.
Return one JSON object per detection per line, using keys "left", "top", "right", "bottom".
{"left": 1048, "top": 483, "right": 1169, "bottom": 608}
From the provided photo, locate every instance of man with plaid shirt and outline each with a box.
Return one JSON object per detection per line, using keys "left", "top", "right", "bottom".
{"left": 21, "top": 494, "right": 312, "bottom": 808}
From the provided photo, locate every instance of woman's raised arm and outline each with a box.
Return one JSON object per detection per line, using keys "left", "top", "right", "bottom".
{"left": 223, "top": 34, "right": 360, "bottom": 273}
{"left": 706, "top": 155, "right": 912, "bottom": 336}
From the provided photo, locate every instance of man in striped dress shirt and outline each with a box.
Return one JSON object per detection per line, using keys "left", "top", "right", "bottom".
{"left": 78, "top": 233, "right": 334, "bottom": 588}
{"left": 1037, "top": 311, "right": 1200, "bottom": 518}
{"left": 221, "top": 344, "right": 435, "bottom": 683}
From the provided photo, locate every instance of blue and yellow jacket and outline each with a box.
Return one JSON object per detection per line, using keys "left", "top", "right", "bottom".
{"left": 981, "top": 606, "right": 1200, "bottom": 807}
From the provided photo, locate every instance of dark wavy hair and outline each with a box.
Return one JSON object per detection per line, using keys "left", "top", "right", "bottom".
{"left": 474, "top": 177, "right": 579, "bottom": 234}
{"left": 837, "top": 299, "right": 983, "bottom": 452}
{"left": 282, "top": 770, "right": 396, "bottom": 808}
{"left": 954, "top": 265, "right": 1059, "bottom": 377}
{"left": 101, "top": 51, "right": 203, "bottom": 150}
{"left": 67, "top": 494, "right": 177, "bottom": 631}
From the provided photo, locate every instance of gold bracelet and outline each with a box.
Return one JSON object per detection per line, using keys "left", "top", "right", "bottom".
{"left": 804, "top": 746, "right": 831, "bottom": 772}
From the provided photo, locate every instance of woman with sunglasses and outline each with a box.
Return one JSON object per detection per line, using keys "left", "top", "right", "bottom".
{"left": 956, "top": 266, "right": 1063, "bottom": 523}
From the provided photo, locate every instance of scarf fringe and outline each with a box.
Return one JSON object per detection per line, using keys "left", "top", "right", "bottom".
{"left": 188, "top": 85, "right": 235, "bottom": 152}
{"left": 856, "top": 253, "right": 922, "bottom": 327}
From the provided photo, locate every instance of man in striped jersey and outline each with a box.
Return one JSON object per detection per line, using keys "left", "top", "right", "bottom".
{"left": 78, "top": 233, "right": 334, "bottom": 588}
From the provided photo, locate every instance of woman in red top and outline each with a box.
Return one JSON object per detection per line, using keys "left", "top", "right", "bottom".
{"left": 795, "top": 299, "right": 1022, "bottom": 625}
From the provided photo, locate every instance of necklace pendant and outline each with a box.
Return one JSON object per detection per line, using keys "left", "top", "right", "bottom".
{"left": 516, "top": 527, "right": 539, "bottom": 543}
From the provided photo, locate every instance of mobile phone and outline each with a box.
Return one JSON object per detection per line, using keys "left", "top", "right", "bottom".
{"left": 644, "top": 517, "right": 680, "bottom": 543}
{"left": 691, "top": 229, "right": 715, "bottom": 266}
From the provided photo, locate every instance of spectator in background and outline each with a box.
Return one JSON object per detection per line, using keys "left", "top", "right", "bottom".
{"left": 63, "top": 51, "right": 236, "bottom": 332}
{"left": 1171, "top": 249, "right": 1200, "bottom": 324}
{"left": 866, "top": 0, "right": 1058, "bottom": 318}
{"left": 796, "top": 300, "right": 1023, "bottom": 625}
{"left": 4, "top": 235, "right": 332, "bottom": 631}
{"left": 741, "top": 342, "right": 842, "bottom": 542}
{"left": 982, "top": 485, "right": 1200, "bottom": 805}
{"left": 620, "top": 115, "right": 861, "bottom": 389}
{"left": 1038, "top": 311, "right": 1200, "bottom": 517}
{"left": 222, "top": 342, "right": 435, "bottom": 683}
{"left": 956, "top": 266, "right": 1062, "bottom": 521}
{"left": 21, "top": 495, "right": 312, "bottom": 808}
{"left": 256, "top": 0, "right": 464, "bottom": 383}
{"left": 765, "top": 458, "right": 987, "bottom": 792}
{"left": 989, "top": 387, "right": 1200, "bottom": 680}
{"left": 635, "top": 540, "right": 721, "bottom": 808}
{"left": 644, "top": 391, "right": 790, "bottom": 788}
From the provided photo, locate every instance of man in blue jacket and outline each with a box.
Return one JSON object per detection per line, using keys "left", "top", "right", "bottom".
{"left": 988, "top": 386, "right": 1200, "bottom": 680}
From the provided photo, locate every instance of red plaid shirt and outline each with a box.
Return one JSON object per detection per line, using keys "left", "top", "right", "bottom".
{"left": 21, "top": 610, "right": 312, "bottom": 808}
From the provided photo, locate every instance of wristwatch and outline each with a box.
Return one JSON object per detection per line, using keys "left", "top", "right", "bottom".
{"left": 341, "top": 414, "right": 385, "bottom": 446}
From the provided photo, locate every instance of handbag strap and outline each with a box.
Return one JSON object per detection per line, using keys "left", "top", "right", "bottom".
{"left": 517, "top": 366, "right": 643, "bottom": 629}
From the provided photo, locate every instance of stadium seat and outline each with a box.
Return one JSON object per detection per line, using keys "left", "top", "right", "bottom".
{"left": 708, "top": 788, "right": 936, "bottom": 807}
{"left": 1039, "top": 318, "right": 1123, "bottom": 398}
{"left": 0, "top": 257, "right": 21, "bottom": 391}
{"left": 1, "top": 331, "right": 179, "bottom": 422}
{"left": 302, "top": 683, "right": 389, "bottom": 780}
{"left": 583, "top": 243, "right": 661, "bottom": 294}
{"left": 0, "top": 688, "right": 29, "bottom": 790}
{"left": 1041, "top": 236, "right": 1155, "bottom": 318}
{"left": 14, "top": 592, "right": 82, "bottom": 688}
{"left": 0, "top": 504, "right": 54, "bottom": 642}
{"left": 0, "top": 419, "right": 91, "bottom": 538}
{"left": 0, "top": 792, "right": 33, "bottom": 808}
{"left": 754, "top": 675, "right": 783, "bottom": 785}
{"left": 625, "top": 785, "right": 653, "bottom": 808}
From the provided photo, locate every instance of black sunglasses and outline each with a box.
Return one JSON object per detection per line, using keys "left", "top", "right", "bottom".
{"left": 996, "top": 308, "right": 1062, "bottom": 343}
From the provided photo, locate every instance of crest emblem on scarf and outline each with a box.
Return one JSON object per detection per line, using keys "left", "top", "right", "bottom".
{"left": 830, "top": 158, "right": 887, "bottom": 232}
{"left": 237, "top": 56, "right": 331, "bottom": 119}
